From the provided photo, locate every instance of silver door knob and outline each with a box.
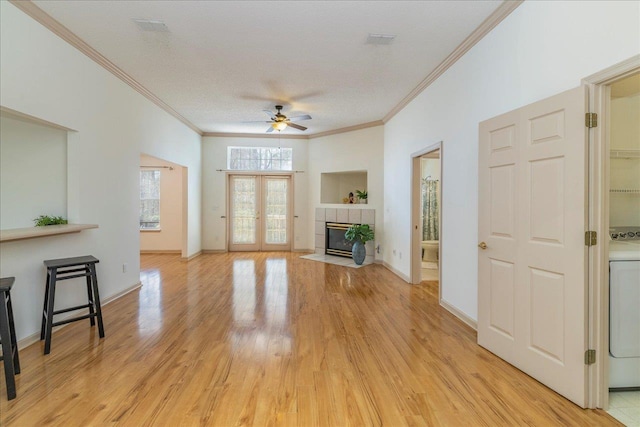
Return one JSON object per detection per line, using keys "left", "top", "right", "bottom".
{"left": 478, "top": 242, "right": 487, "bottom": 250}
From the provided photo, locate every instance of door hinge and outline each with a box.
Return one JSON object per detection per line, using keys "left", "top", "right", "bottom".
{"left": 585, "top": 112, "right": 598, "bottom": 128}
{"left": 585, "top": 349, "right": 596, "bottom": 365}
{"left": 585, "top": 231, "right": 597, "bottom": 246}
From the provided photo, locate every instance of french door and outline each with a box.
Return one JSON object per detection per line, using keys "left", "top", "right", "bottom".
{"left": 228, "top": 174, "right": 292, "bottom": 252}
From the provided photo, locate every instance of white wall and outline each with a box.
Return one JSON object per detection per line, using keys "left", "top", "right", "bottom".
{"left": 610, "top": 94, "right": 640, "bottom": 226}
{"left": 140, "top": 154, "right": 184, "bottom": 251}
{"left": 383, "top": 1, "right": 640, "bottom": 320}
{"left": 0, "top": 2, "right": 202, "bottom": 342}
{"left": 202, "top": 136, "right": 309, "bottom": 250}
{"left": 308, "top": 126, "right": 384, "bottom": 260}
{"left": 0, "top": 114, "right": 67, "bottom": 229}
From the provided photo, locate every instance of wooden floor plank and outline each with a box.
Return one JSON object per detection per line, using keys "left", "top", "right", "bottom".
{"left": 0, "top": 252, "right": 621, "bottom": 426}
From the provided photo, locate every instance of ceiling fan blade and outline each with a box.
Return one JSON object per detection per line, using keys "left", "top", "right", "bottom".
{"left": 287, "top": 122, "right": 307, "bottom": 131}
{"left": 242, "top": 120, "right": 275, "bottom": 124}
{"left": 288, "top": 114, "right": 312, "bottom": 121}
{"left": 266, "top": 126, "right": 274, "bottom": 133}
{"left": 263, "top": 109, "right": 276, "bottom": 119}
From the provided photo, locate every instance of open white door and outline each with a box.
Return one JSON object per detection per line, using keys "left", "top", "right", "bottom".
{"left": 478, "top": 86, "right": 589, "bottom": 407}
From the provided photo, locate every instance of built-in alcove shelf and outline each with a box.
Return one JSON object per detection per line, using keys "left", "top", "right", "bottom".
{"left": 320, "top": 171, "right": 367, "bottom": 204}
{"left": 0, "top": 224, "right": 98, "bottom": 243}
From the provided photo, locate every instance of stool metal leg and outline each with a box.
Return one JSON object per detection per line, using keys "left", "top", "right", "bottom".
{"left": 43, "top": 268, "right": 57, "bottom": 355}
{"left": 0, "top": 291, "right": 17, "bottom": 400}
{"left": 85, "top": 265, "right": 96, "bottom": 327}
{"left": 89, "top": 263, "right": 105, "bottom": 338}
{"left": 6, "top": 292, "right": 20, "bottom": 374}
{"left": 40, "top": 270, "right": 50, "bottom": 341}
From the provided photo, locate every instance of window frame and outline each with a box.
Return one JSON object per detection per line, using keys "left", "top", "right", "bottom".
{"left": 139, "top": 169, "right": 161, "bottom": 231}
{"left": 227, "top": 146, "right": 293, "bottom": 171}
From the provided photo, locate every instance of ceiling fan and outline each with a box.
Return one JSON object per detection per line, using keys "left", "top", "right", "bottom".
{"left": 259, "top": 105, "right": 312, "bottom": 133}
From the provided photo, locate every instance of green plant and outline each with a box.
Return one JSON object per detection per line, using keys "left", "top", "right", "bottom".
{"left": 345, "top": 224, "right": 374, "bottom": 243}
{"left": 355, "top": 190, "right": 368, "bottom": 200}
{"left": 33, "top": 215, "right": 68, "bottom": 227}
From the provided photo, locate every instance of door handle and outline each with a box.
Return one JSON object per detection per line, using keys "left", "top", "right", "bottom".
{"left": 478, "top": 242, "right": 487, "bottom": 250}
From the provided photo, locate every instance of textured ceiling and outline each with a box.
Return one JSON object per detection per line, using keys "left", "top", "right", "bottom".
{"left": 31, "top": 0, "right": 504, "bottom": 135}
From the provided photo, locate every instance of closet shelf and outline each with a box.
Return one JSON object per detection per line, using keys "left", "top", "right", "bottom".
{"left": 610, "top": 150, "right": 640, "bottom": 159}
{"left": 610, "top": 189, "right": 640, "bottom": 194}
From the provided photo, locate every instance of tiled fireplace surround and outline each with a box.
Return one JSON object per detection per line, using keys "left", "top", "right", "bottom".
{"left": 314, "top": 207, "right": 375, "bottom": 264}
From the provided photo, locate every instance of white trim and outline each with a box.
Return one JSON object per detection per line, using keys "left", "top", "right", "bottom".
{"left": 383, "top": 1, "right": 524, "bottom": 123}
{"left": 440, "top": 299, "right": 477, "bottom": 330}
{"left": 182, "top": 250, "right": 202, "bottom": 261}
{"left": 382, "top": 261, "right": 410, "bottom": 283}
{"left": 582, "top": 54, "right": 640, "bottom": 410}
{"left": 308, "top": 121, "right": 384, "bottom": 139}
{"left": 8, "top": 0, "right": 202, "bottom": 135}
{"left": 9, "top": 1, "right": 523, "bottom": 140}
{"left": 0, "top": 106, "right": 77, "bottom": 131}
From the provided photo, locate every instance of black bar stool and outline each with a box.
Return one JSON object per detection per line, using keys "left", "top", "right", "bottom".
{"left": 0, "top": 277, "right": 20, "bottom": 400}
{"left": 41, "top": 256, "right": 105, "bottom": 355}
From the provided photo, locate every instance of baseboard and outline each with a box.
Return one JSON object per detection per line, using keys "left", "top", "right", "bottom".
{"left": 293, "top": 248, "right": 314, "bottom": 253}
{"left": 382, "top": 261, "right": 410, "bottom": 283}
{"left": 202, "top": 249, "right": 227, "bottom": 254}
{"left": 17, "top": 281, "right": 143, "bottom": 351}
{"left": 439, "top": 298, "right": 477, "bottom": 330}
{"left": 182, "top": 251, "right": 202, "bottom": 261}
{"left": 140, "top": 250, "right": 181, "bottom": 254}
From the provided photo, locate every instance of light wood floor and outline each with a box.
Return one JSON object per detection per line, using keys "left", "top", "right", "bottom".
{"left": 0, "top": 253, "right": 620, "bottom": 426}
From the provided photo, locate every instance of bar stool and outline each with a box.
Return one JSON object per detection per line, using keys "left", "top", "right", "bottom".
{"left": 41, "top": 256, "right": 105, "bottom": 355}
{"left": 0, "top": 277, "right": 20, "bottom": 400}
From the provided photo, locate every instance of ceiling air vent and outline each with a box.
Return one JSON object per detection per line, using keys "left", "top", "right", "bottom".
{"left": 133, "top": 19, "right": 170, "bottom": 32}
{"left": 366, "top": 33, "right": 396, "bottom": 45}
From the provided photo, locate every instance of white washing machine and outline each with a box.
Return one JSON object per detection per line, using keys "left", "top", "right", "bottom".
{"left": 609, "top": 227, "right": 640, "bottom": 389}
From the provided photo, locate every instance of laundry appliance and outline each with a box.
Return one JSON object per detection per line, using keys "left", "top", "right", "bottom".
{"left": 609, "top": 227, "right": 640, "bottom": 389}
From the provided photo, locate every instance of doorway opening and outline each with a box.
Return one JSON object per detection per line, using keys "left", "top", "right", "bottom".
{"left": 227, "top": 173, "right": 293, "bottom": 252}
{"left": 411, "top": 143, "right": 442, "bottom": 288}
{"left": 583, "top": 55, "right": 640, "bottom": 414}
{"left": 139, "top": 154, "right": 188, "bottom": 258}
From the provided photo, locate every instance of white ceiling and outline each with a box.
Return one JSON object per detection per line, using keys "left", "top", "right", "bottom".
{"left": 31, "top": 0, "right": 505, "bottom": 136}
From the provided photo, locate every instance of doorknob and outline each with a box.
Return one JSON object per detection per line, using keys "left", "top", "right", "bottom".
{"left": 478, "top": 242, "right": 487, "bottom": 250}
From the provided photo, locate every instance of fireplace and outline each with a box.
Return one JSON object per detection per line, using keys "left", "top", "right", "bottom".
{"left": 325, "top": 222, "right": 354, "bottom": 258}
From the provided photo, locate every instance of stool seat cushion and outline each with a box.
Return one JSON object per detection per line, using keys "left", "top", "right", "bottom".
{"left": 44, "top": 255, "right": 99, "bottom": 269}
{"left": 0, "top": 277, "right": 15, "bottom": 292}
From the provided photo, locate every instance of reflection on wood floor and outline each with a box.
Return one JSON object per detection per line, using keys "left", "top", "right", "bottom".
{"left": 1, "top": 253, "right": 619, "bottom": 426}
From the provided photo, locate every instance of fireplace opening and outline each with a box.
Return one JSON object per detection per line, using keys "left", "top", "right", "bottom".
{"left": 326, "top": 222, "right": 354, "bottom": 258}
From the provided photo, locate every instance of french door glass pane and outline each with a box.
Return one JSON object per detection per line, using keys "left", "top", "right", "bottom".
{"left": 265, "top": 178, "right": 287, "bottom": 244}
{"left": 232, "top": 177, "right": 257, "bottom": 244}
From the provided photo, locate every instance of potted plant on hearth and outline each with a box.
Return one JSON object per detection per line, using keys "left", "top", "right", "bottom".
{"left": 356, "top": 190, "right": 368, "bottom": 204}
{"left": 345, "top": 224, "right": 374, "bottom": 265}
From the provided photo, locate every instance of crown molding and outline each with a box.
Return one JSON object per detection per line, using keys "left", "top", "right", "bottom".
{"left": 308, "top": 120, "right": 384, "bottom": 139}
{"left": 382, "top": 0, "right": 523, "bottom": 123}
{"left": 202, "top": 132, "right": 309, "bottom": 140}
{"left": 9, "top": 0, "right": 521, "bottom": 141}
{"left": 9, "top": 0, "right": 203, "bottom": 136}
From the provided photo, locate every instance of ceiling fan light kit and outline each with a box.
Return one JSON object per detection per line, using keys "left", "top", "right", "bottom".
{"left": 254, "top": 105, "right": 312, "bottom": 133}
{"left": 272, "top": 121, "right": 287, "bottom": 131}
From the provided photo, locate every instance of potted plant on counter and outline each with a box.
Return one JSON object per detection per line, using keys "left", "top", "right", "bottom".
{"left": 33, "top": 215, "right": 68, "bottom": 226}
{"left": 345, "top": 224, "right": 374, "bottom": 265}
{"left": 356, "top": 190, "right": 368, "bottom": 204}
